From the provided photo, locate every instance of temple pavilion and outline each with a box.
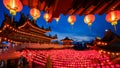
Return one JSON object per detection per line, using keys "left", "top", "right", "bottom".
{"left": 0, "top": 14, "right": 56, "bottom": 45}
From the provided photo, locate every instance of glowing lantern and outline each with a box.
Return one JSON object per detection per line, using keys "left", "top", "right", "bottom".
{"left": 68, "top": 15, "right": 76, "bottom": 25}
{"left": 30, "top": 8, "right": 40, "bottom": 20}
{"left": 3, "top": 0, "right": 23, "bottom": 16}
{"left": 106, "top": 10, "right": 120, "bottom": 31}
{"left": 43, "top": 13, "right": 52, "bottom": 22}
{"left": 84, "top": 14, "right": 95, "bottom": 26}
{"left": 54, "top": 16, "right": 60, "bottom": 23}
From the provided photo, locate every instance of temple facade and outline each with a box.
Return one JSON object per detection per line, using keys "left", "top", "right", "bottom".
{"left": 61, "top": 37, "right": 73, "bottom": 45}
{"left": 0, "top": 15, "right": 56, "bottom": 44}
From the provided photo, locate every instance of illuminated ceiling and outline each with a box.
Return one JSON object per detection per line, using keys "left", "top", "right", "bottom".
{"left": 20, "top": 0, "right": 120, "bottom": 18}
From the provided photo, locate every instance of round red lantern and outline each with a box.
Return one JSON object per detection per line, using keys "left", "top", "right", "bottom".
{"left": 30, "top": 8, "right": 40, "bottom": 20}
{"left": 43, "top": 13, "right": 52, "bottom": 22}
{"left": 3, "top": 0, "right": 23, "bottom": 16}
{"left": 68, "top": 15, "right": 76, "bottom": 25}
{"left": 106, "top": 10, "right": 120, "bottom": 31}
{"left": 84, "top": 14, "right": 95, "bottom": 26}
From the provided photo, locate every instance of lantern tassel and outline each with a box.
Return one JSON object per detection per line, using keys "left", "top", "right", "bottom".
{"left": 11, "top": 15, "right": 14, "bottom": 23}
{"left": 114, "top": 25, "right": 116, "bottom": 31}
{"left": 89, "top": 26, "right": 92, "bottom": 31}
{"left": 72, "top": 25, "right": 74, "bottom": 30}
{"left": 111, "top": 21, "right": 117, "bottom": 31}
{"left": 34, "top": 20, "right": 36, "bottom": 24}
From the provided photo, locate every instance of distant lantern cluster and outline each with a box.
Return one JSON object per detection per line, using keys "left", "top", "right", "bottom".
{"left": 3, "top": 0, "right": 120, "bottom": 31}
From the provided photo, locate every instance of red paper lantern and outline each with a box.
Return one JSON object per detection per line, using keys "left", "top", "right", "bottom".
{"left": 54, "top": 16, "right": 60, "bottom": 23}
{"left": 106, "top": 10, "right": 120, "bottom": 31}
{"left": 84, "top": 14, "right": 95, "bottom": 26}
{"left": 68, "top": 15, "right": 76, "bottom": 25}
{"left": 43, "top": 13, "right": 52, "bottom": 22}
{"left": 30, "top": 8, "right": 40, "bottom": 20}
{"left": 3, "top": 0, "right": 23, "bottom": 15}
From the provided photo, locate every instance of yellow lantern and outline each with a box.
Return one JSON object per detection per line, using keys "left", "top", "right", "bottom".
{"left": 68, "top": 15, "right": 76, "bottom": 25}
{"left": 30, "top": 8, "right": 40, "bottom": 20}
{"left": 84, "top": 14, "right": 95, "bottom": 26}
{"left": 43, "top": 13, "right": 52, "bottom": 22}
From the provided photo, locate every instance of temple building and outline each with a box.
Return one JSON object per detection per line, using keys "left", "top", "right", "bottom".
{"left": 61, "top": 37, "right": 73, "bottom": 45}
{"left": 0, "top": 0, "right": 120, "bottom": 68}
{"left": 0, "top": 14, "right": 56, "bottom": 44}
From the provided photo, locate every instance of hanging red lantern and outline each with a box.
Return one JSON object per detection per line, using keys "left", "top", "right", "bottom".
{"left": 54, "top": 16, "right": 60, "bottom": 23}
{"left": 106, "top": 10, "right": 120, "bottom": 31}
{"left": 68, "top": 15, "right": 76, "bottom": 25}
{"left": 43, "top": 13, "right": 52, "bottom": 22}
{"left": 3, "top": 0, "right": 23, "bottom": 16}
{"left": 30, "top": 8, "right": 40, "bottom": 20}
{"left": 84, "top": 14, "right": 95, "bottom": 26}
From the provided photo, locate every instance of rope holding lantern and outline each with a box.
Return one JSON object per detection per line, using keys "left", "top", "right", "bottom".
{"left": 106, "top": 10, "right": 120, "bottom": 31}
{"left": 30, "top": 8, "right": 41, "bottom": 23}
{"left": 3, "top": 0, "right": 23, "bottom": 22}
{"left": 84, "top": 14, "right": 95, "bottom": 30}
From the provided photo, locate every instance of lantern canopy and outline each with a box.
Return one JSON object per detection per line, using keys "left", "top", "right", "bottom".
{"left": 3, "top": 0, "right": 23, "bottom": 16}
{"left": 68, "top": 15, "right": 76, "bottom": 25}
{"left": 84, "top": 14, "right": 95, "bottom": 26}
{"left": 30, "top": 8, "right": 41, "bottom": 20}
{"left": 106, "top": 10, "right": 120, "bottom": 31}
{"left": 43, "top": 13, "right": 52, "bottom": 22}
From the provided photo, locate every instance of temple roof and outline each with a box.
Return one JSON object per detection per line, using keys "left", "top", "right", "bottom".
{"left": 61, "top": 37, "right": 73, "bottom": 42}
{"left": 102, "top": 29, "right": 120, "bottom": 42}
{"left": 18, "top": 19, "right": 50, "bottom": 34}
{"left": 0, "top": 16, "right": 56, "bottom": 43}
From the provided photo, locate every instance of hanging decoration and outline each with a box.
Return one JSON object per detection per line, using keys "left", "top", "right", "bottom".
{"left": 54, "top": 16, "right": 60, "bottom": 23}
{"left": 43, "top": 13, "right": 52, "bottom": 23}
{"left": 84, "top": 14, "right": 95, "bottom": 26}
{"left": 3, "top": 0, "right": 23, "bottom": 16}
{"left": 106, "top": 10, "right": 120, "bottom": 31}
{"left": 30, "top": 8, "right": 41, "bottom": 21}
{"left": 68, "top": 15, "right": 76, "bottom": 25}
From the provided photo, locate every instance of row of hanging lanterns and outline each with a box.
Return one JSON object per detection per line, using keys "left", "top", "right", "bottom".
{"left": 3, "top": 0, "right": 120, "bottom": 31}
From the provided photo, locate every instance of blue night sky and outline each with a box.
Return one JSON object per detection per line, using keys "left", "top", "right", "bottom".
{"left": 0, "top": 0, "right": 120, "bottom": 42}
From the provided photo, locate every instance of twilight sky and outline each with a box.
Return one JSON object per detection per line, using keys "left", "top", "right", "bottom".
{"left": 0, "top": 0, "right": 120, "bottom": 42}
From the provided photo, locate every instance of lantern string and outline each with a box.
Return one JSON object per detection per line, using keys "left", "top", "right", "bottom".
{"left": 114, "top": 25, "right": 116, "bottom": 31}
{"left": 11, "top": 15, "right": 14, "bottom": 23}
{"left": 72, "top": 25, "right": 74, "bottom": 30}
{"left": 89, "top": 26, "right": 92, "bottom": 31}
{"left": 34, "top": 20, "right": 36, "bottom": 24}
